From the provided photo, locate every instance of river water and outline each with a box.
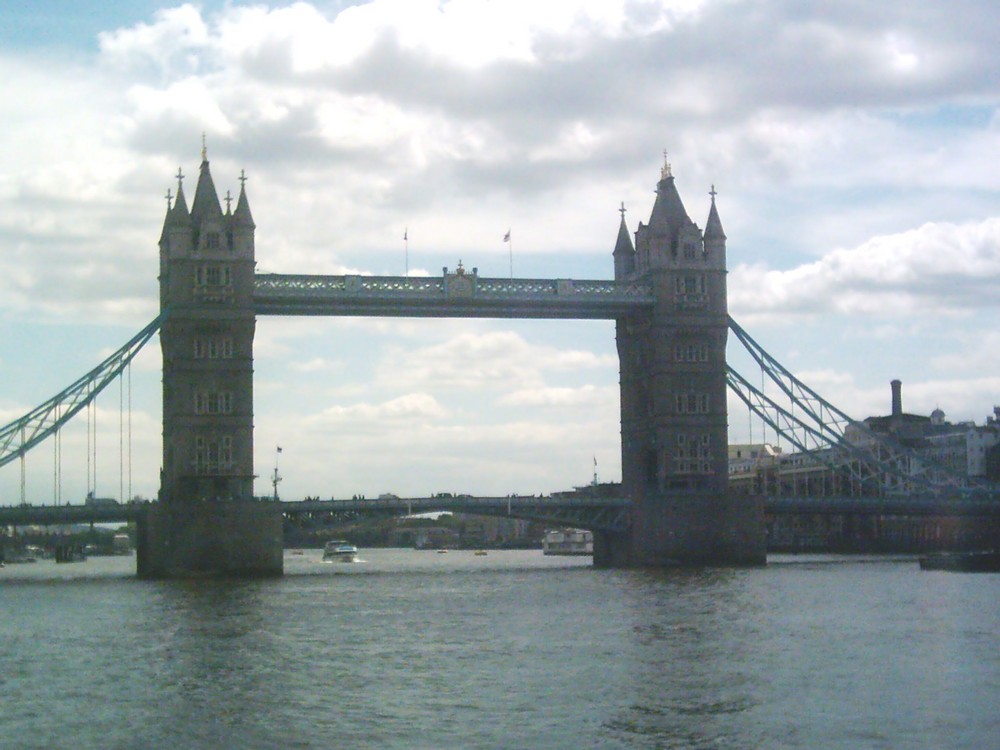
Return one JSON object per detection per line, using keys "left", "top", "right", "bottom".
{"left": 1, "top": 550, "right": 998, "bottom": 749}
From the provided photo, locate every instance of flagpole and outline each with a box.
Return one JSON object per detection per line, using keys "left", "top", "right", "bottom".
{"left": 504, "top": 228, "right": 512, "bottom": 279}
{"left": 404, "top": 227, "right": 409, "bottom": 277}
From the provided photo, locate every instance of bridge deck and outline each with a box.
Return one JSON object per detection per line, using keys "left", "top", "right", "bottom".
{"left": 253, "top": 274, "right": 654, "bottom": 319}
{"left": 4, "top": 495, "right": 999, "bottom": 530}
{"left": 0, "top": 495, "right": 634, "bottom": 532}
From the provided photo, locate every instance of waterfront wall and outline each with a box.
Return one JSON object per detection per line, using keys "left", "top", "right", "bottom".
{"left": 766, "top": 512, "right": 1000, "bottom": 554}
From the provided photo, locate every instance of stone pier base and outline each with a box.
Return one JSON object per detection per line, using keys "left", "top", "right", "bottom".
{"left": 594, "top": 492, "right": 766, "bottom": 568}
{"left": 136, "top": 500, "right": 284, "bottom": 579}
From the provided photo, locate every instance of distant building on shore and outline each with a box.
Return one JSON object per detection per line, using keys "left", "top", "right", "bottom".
{"left": 730, "top": 380, "right": 1000, "bottom": 495}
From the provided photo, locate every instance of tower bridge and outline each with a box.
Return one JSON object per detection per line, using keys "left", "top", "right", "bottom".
{"left": 141, "top": 151, "right": 764, "bottom": 577}
{"left": 10, "top": 152, "right": 993, "bottom": 577}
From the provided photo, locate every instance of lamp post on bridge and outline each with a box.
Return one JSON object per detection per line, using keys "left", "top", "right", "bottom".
{"left": 272, "top": 446, "right": 282, "bottom": 502}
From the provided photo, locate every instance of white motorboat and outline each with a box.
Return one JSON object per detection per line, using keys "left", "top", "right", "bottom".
{"left": 322, "top": 540, "right": 359, "bottom": 563}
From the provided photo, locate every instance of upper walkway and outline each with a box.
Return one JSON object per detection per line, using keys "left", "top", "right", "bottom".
{"left": 253, "top": 273, "right": 654, "bottom": 319}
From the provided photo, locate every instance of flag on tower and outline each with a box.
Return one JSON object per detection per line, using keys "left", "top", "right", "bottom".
{"left": 276, "top": 446, "right": 283, "bottom": 453}
{"left": 503, "top": 229, "right": 511, "bottom": 242}
{"left": 403, "top": 228, "right": 408, "bottom": 241}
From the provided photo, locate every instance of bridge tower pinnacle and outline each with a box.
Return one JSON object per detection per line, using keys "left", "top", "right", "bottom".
{"left": 600, "top": 165, "right": 764, "bottom": 566}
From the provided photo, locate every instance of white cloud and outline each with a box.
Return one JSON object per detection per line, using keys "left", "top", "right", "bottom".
{"left": 730, "top": 218, "right": 1000, "bottom": 318}
{"left": 306, "top": 392, "right": 449, "bottom": 427}
{"left": 499, "top": 384, "right": 617, "bottom": 409}
{"left": 374, "top": 330, "right": 615, "bottom": 392}
{"left": 99, "top": 4, "right": 211, "bottom": 76}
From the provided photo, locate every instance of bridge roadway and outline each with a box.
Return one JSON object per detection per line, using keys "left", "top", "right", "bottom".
{"left": 0, "top": 495, "right": 632, "bottom": 533}
{"left": 3, "top": 495, "right": 1000, "bottom": 531}
{"left": 253, "top": 273, "right": 655, "bottom": 319}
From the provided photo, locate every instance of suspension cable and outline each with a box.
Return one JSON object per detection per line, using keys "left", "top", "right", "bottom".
{"left": 0, "top": 315, "right": 161, "bottom": 470}
{"left": 92, "top": 390, "right": 98, "bottom": 498}
{"left": 86, "top": 395, "right": 92, "bottom": 499}
{"left": 127, "top": 361, "right": 132, "bottom": 503}
{"left": 19, "top": 426, "right": 25, "bottom": 506}
{"left": 119, "top": 369, "right": 124, "bottom": 504}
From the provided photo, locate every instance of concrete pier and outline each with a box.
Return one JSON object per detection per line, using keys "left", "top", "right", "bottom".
{"left": 136, "top": 500, "right": 283, "bottom": 579}
{"left": 594, "top": 492, "right": 765, "bottom": 567}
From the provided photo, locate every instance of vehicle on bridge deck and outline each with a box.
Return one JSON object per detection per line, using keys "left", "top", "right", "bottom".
{"left": 322, "top": 540, "right": 358, "bottom": 563}
{"left": 919, "top": 550, "right": 1000, "bottom": 572}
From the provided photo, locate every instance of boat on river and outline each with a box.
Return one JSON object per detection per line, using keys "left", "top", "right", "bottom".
{"left": 322, "top": 540, "right": 358, "bottom": 563}
{"left": 919, "top": 550, "right": 1000, "bottom": 572}
{"left": 542, "top": 529, "right": 593, "bottom": 556}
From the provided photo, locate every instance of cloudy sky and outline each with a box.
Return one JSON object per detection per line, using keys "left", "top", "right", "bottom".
{"left": 2, "top": 0, "right": 999, "bottom": 504}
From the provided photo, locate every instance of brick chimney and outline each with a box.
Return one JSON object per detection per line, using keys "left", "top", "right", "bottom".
{"left": 891, "top": 379, "right": 902, "bottom": 418}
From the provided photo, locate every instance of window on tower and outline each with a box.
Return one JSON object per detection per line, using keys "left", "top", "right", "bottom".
{"left": 674, "top": 274, "right": 708, "bottom": 309}
{"left": 194, "top": 264, "right": 233, "bottom": 301}
{"left": 194, "top": 391, "right": 234, "bottom": 415}
{"left": 674, "top": 341, "right": 709, "bottom": 362}
{"left": 194, "top": 435, "right": 234, "bottom": 474}
{"left": 193, "top": 336, "right": 234, "bottom": 359}
{"left": 673, "top": 433, "right": 711, "bottom": 473}
{"left": 675, "top": 392, "right": 710, "bottom": 414}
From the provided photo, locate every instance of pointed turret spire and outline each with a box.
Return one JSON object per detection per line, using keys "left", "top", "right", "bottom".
{"left": 646, "top": 154, "right": 696, "bottom": 250}
{"left": 191, "top": 145, "right": 223, "bottom": 223}
{"left": 613, "top": 202, "right": 636, "bottom": 280}
{"left": 704, "top": 184, "right": 726, "bottom": 240}
{"left": 233, "top": 169, "right": 255, "bottom": 228}
{"left": 660, "top": 150, "right": 672, "bottom": 180}
{"left": 170, "top": 166, "right": 190, "bottom": 220}
{"left": 614, "top": 202, "right": 635, "bottom": 254}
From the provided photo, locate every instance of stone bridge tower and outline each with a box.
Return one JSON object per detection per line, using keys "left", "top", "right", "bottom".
{"left": 598, "top": 160, "right": 764, "bottom": 566}
{"left": 138, "top": 148, "right": 282, "bottom": 578}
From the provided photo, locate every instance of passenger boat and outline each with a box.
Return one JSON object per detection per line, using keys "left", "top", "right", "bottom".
{"left": 322, "top": 540, "right": 358, "bottom": 563}
{"left": 542, "top": 528, "right": 593, "bottom": 556}
{"left": 919, "top": 550, "right": 1000, "bottom": 572}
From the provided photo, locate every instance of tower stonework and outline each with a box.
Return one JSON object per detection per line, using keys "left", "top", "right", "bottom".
{"left": 137, "top": 154, "right": 282, "bottom": 578}
{"left": 596, "top": 162, "right": 765, "bottom": 566}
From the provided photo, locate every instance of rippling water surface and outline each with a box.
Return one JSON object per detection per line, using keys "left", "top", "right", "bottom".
{"left": 2, "top": 550, "right": 998, "bottom": 749}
